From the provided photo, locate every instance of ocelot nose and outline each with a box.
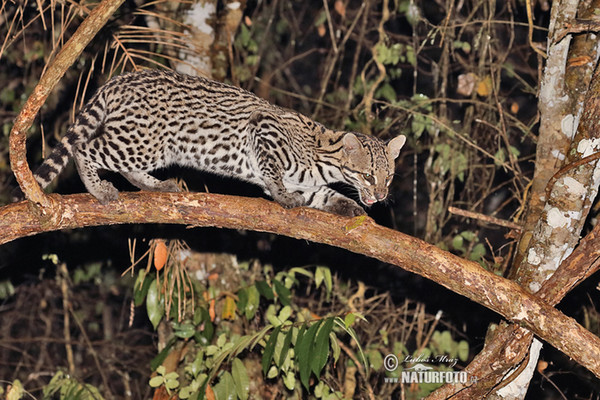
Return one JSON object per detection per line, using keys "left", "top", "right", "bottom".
{"left": 375, "top": 191, "right": 387, "bottom": 201}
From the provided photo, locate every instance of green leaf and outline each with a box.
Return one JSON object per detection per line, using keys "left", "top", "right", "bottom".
{"left": 375, "top": 83, "right": 397, "bottom": 102}
{"left": 273, "top": 280, "right": 291, "bottom": 306}
{"left": 311, "top": 317, "right": 335, "bottom": 376}
{"left": 509, "top": 145, "right": 521, "bottom": 158}
{"left": 333, "top": 318, "right": 368, "bottom": 372}
{"left": 213, "top": 372, "right": 235, "bottom": 400}
{"left": 266, "top": 304, "right": 282, "bottom": 327}
{"left": 295, "top": 324, "right": 306, "bottom": 346}
{"left": 454, "top": 152, "right": 468, "bottom": 182}
{"left": 412, "top": 116, "right": 426, "bottom": 138}
{"left": 278, "top": 305, "right": 292, "bottom": 323}
{"left": 174, "top": 322, "right": 196, "bottom": 339}
{"left": 314, "top": 10, "right": 327, "bottom": 27}
{"left": 6, "top": 379, "right": 23, "bottom": 400}
{"left": 237, "top": 287, "right": 248, "bottom": 312}
{"left": 330, "top": 331, "right": 341, "bottom": 363}
{"left": 406, "top": 44, "right": 416, "bottom": 66}
{"left": 134, "top": 269, "right": 151, "bottom": 306}
{"left": 255, "top": 280, "right": 274, "bottom": 300}
{"left": 316, "top": 266, "right": 333, "bottom": 293}
{"left": 0, "top": 279, "right": 15, "bottom": 300}
{"left": 283, "top": 372, "right": 296, "bottom": 391}
{"left": 245, "top": 285, "right": 260, "bottom": 320}
{"left": 217, "top": 333, "right": 227, "bottom": 348}
{"left": 149, "top": 376, "right": 164, "bottom": 388}
{"left": 297, "top": 320, "right": 322, "bottom": 389}
{"left": 262, "top": 326, "right": 282, "bottom": 375}
{"left": 460, "top": 231, "right": 477, "bottom": 241}
{"left": 267, "top": 365, "right": 278, "bottom": 379}
{"left": 344, "top": 313, "right": 356, "bottom": 328}
{"left": 231, "top": 358, "right": 250, "bottom": 400}
{"left": 367, "top": 349, "right": 384, "bottom": 371}
{"left": 238, "top": 24, "right": 251, "bottom": 47}
{"left": 288, "top": 267, "right": 314, "bottom": 280}
{"left": 440, "top": 330, "right": 453, "bottom": 353}
{"left": 494, "top": 148, "right": 506, "bottom": 166}
{"left": 457, "top": 340, "right": 469, "bottom": 362}
{"left": 315, "top": 267, "right": 324, "bottom": 288}
{"left": 452, "top": 235, "right": 464, "bottom": 251}
{"left": 146, "top": 279, "right": 165, "bottom": 330}
{"left": 469, "top": 243, "right": 486, "bottom": 261}
{"left": 165, "top": 376, "right": 179, "bottom": 390}
{"left": 278, "top": 327, "right": 294, "bottom": 367}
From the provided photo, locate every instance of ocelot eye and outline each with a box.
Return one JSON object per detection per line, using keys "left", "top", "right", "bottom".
{"left": 386, "top": 175, "right": 394, "bottom": 186}
{"left": 362, "top": 173, "right": 375, "bottom": 185}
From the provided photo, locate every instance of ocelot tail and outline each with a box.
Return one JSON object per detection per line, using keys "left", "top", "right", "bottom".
{"left": 33, "top": 69, "right": 406, "bottom": 216}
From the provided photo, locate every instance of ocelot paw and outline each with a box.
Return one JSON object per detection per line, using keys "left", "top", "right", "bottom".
{"left": 92, "top": 181, "right": 119, "bottom": 205}
{"left": 276, "top": 192, "right": 306, "bottom": 209}
{"left": 156, "top": 179, "right": 181, "bottom": 193}
{"left": 326, "top": 198, "right": 366, "bottom": 217}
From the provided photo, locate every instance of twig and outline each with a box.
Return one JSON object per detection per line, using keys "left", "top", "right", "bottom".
{"left": 545, "top": 151, "right": 600, "bottom": 199}
{"left": 555, "top": 18, "right": 600, "bottom": 42}
{"left": 448, "top": 206, "right": 522, "bottom": 231}
{"left": 526, "top": 0, "right": 546, "bottom": 57}
{"left": 360, "top": 0, "right": 389, "bottom": 128}
{"left": 337, "top": 339, "right": 375, "bottom": 400}
{"left": 58, "top": 263, "right": 75, "bottom": 376}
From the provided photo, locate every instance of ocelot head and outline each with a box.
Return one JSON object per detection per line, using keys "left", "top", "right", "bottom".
{"left": 341, "top": 132, "right": 406, "bottom": 206}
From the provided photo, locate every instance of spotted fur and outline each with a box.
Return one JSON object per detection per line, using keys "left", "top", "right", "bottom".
{"left": 35, "top": 69, "right": 406, "bottom": 216}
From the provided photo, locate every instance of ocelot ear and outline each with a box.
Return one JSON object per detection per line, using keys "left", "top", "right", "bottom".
{"left": 343, "top": 133, "right": 362, "bottom": 155}
{"left": 388, "top": 135, "right": 407, "bottom": 159}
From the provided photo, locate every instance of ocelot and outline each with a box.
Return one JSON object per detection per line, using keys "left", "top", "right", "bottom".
{"left": 34, "top": 69, "right": 406, "bottom": 216}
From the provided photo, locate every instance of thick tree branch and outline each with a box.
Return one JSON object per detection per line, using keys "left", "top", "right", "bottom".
{"left": 2, "top": 192, "right": 600, "bottom": 378}
{"left": 8, "top": 0, "right": 124, "bottom": 208}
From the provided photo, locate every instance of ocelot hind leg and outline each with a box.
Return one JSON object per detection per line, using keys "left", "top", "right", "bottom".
{"left": 73, "top": 152, "right": 119, "bottom": 205}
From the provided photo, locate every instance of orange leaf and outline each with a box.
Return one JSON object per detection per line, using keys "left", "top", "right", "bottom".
{"left": 207, "top": 272, "right": 219, "bottom": 282}
{"left": 476, "top": 76, "right": 492, "bottom": 97}
{"left": 154, "top": 240, "right": 168, "bottom": 271}
{"left": 209, "top": 298, "right": 216, "bottom": 322}
{"left": 537, "top": 360, "right": 548, "bottom": 373}
{"left": 317, "top": 24, "right": 326, "bottom": 37}
{"left": 334, "top": 0, "right": 346, "bottom": 17}
{"left": 221, "top": 295, "right": 237, "bottom": 320}
{"left": 205, "top": 384, "right": 216, "bottom": 400}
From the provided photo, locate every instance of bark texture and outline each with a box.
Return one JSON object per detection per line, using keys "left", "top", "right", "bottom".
{"left": 2, "top": 192, "right": 600, "bottom": 379}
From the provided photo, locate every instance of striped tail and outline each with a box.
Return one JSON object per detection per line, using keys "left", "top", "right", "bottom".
{"left": 33, "top": 129, "right": 77, "bottom": 189}
{"left": 34, "top": 92, "right": 105, "bottom": 189}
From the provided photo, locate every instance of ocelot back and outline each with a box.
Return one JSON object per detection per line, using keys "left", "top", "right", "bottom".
{"left": 34, "top": 69, "right": 406, "bottom": 216}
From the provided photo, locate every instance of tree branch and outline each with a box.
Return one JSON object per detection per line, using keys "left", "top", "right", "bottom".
{"left": 2, "top": 192, "right": 600, "bottom": 378}
{"left": 8, "top": 0, "right": 124, "bottom": 208}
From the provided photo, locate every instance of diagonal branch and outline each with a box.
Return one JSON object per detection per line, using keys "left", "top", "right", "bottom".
{"left": 2, "top": 192, "right": 600, "bottom": 378}
{"left": 8, "top": 0, "right": 125, "bottom": 208}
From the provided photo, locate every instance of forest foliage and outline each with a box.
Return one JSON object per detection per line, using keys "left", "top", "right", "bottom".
{"left": 1, "top": 0, "right": 599, "bottom": 399}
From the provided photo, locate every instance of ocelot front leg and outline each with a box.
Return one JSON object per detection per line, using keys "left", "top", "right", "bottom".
{"left": 301, "top": 186, "right": 366, "bottom": 217}
{"left": 248, "top": 109, "right": 306, "bottom": 209}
